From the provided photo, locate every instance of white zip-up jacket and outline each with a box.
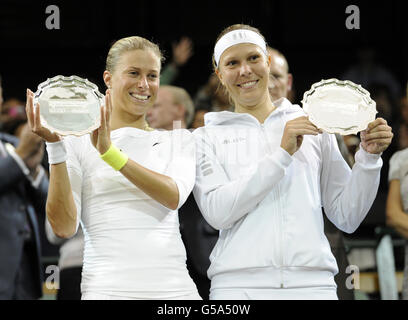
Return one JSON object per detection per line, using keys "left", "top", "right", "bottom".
{"left": 193, "top": 98, "right": 382, "bottom": 290}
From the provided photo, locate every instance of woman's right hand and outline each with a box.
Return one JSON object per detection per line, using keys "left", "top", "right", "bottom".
{"left": 280, "top": 116, "right": 322, "bottom": 156}
{"left": 26, "top": 89, "right": 61, "bottom": 143}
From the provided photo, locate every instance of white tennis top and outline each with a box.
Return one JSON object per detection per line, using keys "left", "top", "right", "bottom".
{"left": 63, "top": 127, "right": 199, "bottom": 298}
{"left": 389, "top": 148, "right": 408, "bottom": 211}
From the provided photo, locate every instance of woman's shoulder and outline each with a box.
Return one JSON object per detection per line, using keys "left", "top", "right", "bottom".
{"left": 191, "top": 124, "right": 231, "bottom": 136}
{"left": 390, "top": 148, "right": 408, "bottom": 164}
{"left": 191, "top": 125, "right": 225, "bottom": 144}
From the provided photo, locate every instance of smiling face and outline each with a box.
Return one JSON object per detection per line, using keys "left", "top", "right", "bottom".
{"left": 216, "top": 43, "right": 270, "bottom": 108}
{"left": 104, "top": 49, "right": 161, "bottom": 118}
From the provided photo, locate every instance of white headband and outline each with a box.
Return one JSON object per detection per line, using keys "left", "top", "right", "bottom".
{"left": 214, "top": 29, "right": 267, "bottom": 66}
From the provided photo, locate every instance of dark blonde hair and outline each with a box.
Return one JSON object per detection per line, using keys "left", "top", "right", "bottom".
{"left": 106, "top": 36, "right": 164, "bottom": 74}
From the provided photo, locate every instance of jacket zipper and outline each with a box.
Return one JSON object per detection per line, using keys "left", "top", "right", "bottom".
{"left": 277, "top": 184, "right": 284, "bottom": 288}
{"left": 261, "top": 123, "right": 284, "bottom": 288}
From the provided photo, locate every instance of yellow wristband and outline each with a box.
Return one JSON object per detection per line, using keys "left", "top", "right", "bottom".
{"left": 100, "top": 144, "right": 129, "bottom": 171}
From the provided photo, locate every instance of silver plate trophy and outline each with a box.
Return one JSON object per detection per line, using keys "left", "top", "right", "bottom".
{"left": 33, "top": 75, "right": 104, "bottom": 136}
{"left": 302, "top": 79, "right": 377, "bottom": 135}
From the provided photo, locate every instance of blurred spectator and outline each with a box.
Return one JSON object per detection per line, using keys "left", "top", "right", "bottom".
{"left": 386, "top": 147, "right": 408, "bottom": 300}
{"left": 341, "top": 46, "right": 402, "bottom": 102}
{"left": 0, "top": 76, "right": 48, "bottom": 299}
{"left": 146, "top": 85, "right": 194, "bottom": 130}
{"left": 161, "top": 37, "right": 193, "bottom": 85}
{"left": 0, "top": 98, "right": 27, "bottom": 137}
{"left": 268, "top": 48, "right": 355, "bottom": 300}
{"left": 267, "top": 47, "right": 295, "bottom": 103}
{"left": 194, "top": 74, "right": 233, "bottom": 112}
{"left": 147, "top": 84, "right": 218, "bottom": 299}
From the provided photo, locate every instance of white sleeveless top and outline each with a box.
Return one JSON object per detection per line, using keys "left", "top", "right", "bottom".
{"left": 64, "top": 127, "right": 199, "bottom": 299}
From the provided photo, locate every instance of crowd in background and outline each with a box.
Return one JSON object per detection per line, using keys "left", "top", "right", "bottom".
{"left": 0, "top": 35, "right": 407, "bottom": 300}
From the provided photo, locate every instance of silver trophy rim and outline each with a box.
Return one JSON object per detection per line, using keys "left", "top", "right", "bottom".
{"left": 301, "top": 78, "right": 377, "bottom": 135}
{"left": 33, "top": 75, "right": 104, "bottom": 136}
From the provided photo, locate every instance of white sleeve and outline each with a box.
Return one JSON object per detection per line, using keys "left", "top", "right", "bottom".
{"left": 321, "top": 133, "right": 382, "bottom": 233}
{"left": 63, "top": 137, "right": 83, "bottom": 233}
{"left": 45, "top": 217, "right": 67, "bottom": 245}
{"left": 164, "top": 129, "right": 196, "bottom": 210}
{"left": 193, "top": 128, "right": 293, "bottom": 230}
{"left": 388, "top": 152, "right": 401, "bottom": 182}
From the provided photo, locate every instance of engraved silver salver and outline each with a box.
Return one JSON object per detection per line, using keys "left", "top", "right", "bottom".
{"left": 302, "top": 79, "right": 377, "bottom": 135}
{"left": 33, "top": 75, "right": 104, "bottom": 136}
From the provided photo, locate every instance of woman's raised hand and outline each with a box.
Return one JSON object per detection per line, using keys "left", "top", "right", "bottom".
{"left": 361, "top": 117, "right": 393, "bottom": 154}
{"left": 26, "top": 89, "right": 61, "bottom": 142}
{"left": 91, "top": 89, "right": 112, "bottom": 155}
{"left": 280, "top": 116, "right": 322, "bottom": 156}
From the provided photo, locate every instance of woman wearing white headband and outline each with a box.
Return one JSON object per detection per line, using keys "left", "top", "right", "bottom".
{"left": 193, "top": 24, "right": 393, "bottom": 299}
{"left": 25, "top": 36, "right": 200, "bottom": 300}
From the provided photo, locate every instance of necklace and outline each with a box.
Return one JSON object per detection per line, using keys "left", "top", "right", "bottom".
{"left": 143, "top": 122, "right": 154, "bottom": 131}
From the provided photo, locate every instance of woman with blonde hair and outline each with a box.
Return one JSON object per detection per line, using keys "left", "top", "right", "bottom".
{"left": 193, "top": 24, "right": 393, "bottom": 299}
{"left": 26, "top": 36, "right": 200, "bottom": 300}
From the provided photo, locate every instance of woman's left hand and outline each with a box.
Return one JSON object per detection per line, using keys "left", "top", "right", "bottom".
{"left": 361, "top": 117, "right": 393, "bottom": 154}
{"left": 91, "top": 89, "right": 112, "bottom": 155}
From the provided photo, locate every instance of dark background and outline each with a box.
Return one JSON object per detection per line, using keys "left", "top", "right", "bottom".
{"left": 0, "top": 0, "right": 407, "bottom": 242}
{"left": 0, "top": 0, "right": 407, "bottom": 104}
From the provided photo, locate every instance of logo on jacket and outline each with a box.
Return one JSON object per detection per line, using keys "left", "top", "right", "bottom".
{"left": 222, "top": 137, "right": 246, "bottom": 144}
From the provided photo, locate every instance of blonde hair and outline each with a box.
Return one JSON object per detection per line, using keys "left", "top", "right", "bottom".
{"left": 161, "top": 85, "right": 195, "bottom": 127}
{"left": 106, "top": 36, "right": 164, "bottom": 73}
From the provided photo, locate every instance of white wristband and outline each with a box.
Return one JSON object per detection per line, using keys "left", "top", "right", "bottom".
{"left": 46, "top": 140, "right": 67, "bottom": 165}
